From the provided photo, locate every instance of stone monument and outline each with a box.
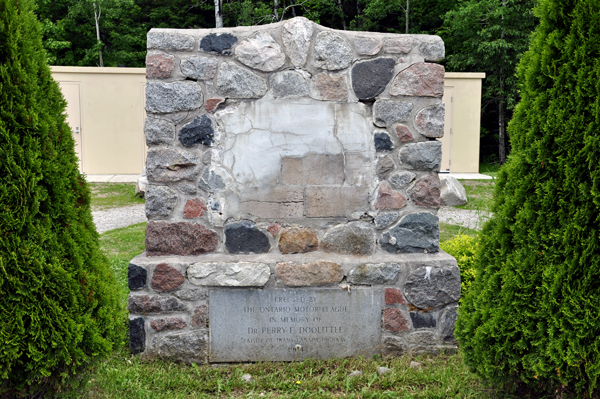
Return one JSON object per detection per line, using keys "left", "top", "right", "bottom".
{"left": 129, "top": 17, "right": 460, "bottom": 363}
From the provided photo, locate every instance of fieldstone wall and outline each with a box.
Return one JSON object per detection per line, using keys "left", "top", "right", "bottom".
{"left": 130, "top": 17, "right": 459, "bottom": 363}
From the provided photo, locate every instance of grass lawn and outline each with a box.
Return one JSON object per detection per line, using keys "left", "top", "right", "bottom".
{"left": 90, "top": 182, "right": 145, "bottom": 211}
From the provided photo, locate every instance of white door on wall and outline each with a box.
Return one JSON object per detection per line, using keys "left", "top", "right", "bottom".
{"left": 59, "top": 82, "right": 84, "bottom": 172}
{"left": 440, "top": 86, "right": 454, "bottom": 173}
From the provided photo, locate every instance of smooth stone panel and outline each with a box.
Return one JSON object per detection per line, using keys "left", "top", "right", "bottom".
{"left": 209, "top": 288, "right": 382, "bottom": 362}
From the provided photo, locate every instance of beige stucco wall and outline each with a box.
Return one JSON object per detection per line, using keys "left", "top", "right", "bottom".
{"left": 51, "top": 67, "right": 483, "bottom": 175}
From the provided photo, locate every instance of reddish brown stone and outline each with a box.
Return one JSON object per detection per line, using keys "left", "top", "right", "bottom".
{"left": 374, "top": 182, "right": 407, "bottom": 210}
{"left": 151, "top": 317, "right": 187, "bottom": 332}
{"left": 385, "top": 288, "right": 407, "bottom": 305}
{"left": 316, "top": 73, "right": 348, "bottom": 101}
{"left": 183, "top": 198, "right": 207, "bottom": 218}
{"left": 384, "top": 308, "right": 410, "bottom": 332}
{"left": 267, "top": 223, "right": 281, "bottom": 237}
{"left": 151, "top": 263, "right": 185, "bottom": 292}
{"left": 390, "top": 63, "right": 445, "bottom": 98}
{"left": 146, "top": 222, "right": 218, "bottom": 256}
{"left": 395, "top": 124, "right": 414, "bottom": 142}
{"left": 407, "top": 174, "right": 441, "bottom": 208}
{"left": 278, "top": 227, "right": 318, "bottom": 254}
{"left": 192, "top": 305, "right": 207, "bottom": 328}
{"left": 205, "top": 97, "right": 225, "bottom": 112}
{"left": 146, "top": 53, "right": 175, "bottom": 79}
{"left": 276, "top": 261, "right": 343, "bottom": 286}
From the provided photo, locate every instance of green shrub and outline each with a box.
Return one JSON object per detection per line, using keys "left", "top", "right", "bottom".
{"left": 456, "top": 0, "right": 600, "bottom": 395}
{"left": 440, "top": 234, "right": 477, "bottom": 299}
{"left": 0, "top": 0, "right": 125, "bottom": 396}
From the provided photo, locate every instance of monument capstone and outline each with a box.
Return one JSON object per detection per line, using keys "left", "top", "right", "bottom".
{"left": 129, "top": 17, "right": 460, "bottom": 363}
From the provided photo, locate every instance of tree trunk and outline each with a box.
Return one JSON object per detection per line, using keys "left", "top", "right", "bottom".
{"left": 499, "top": 0, "right": 507, "bottom": 163}
{"left": 93, "top": 2, "right": 103, "bottom": 67}
{"left": 405, "top": 0, "right": 409, "bottom": 33}
{"left": 274, "top": 0, "right": 279, "bottom": 20}
{"left": 336, "top": 0, "right": 347, "bottom": 30}
{"left": 215, "top": 0, "right": 223, "bottom": 28}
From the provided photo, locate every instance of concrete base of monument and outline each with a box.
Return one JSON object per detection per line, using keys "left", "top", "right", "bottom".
{"left": 127, "top": 251, "right": 460, "bottom": 363}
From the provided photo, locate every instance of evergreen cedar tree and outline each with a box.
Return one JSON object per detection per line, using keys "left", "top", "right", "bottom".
{"left": 0, "top": 0, "right": 124, "bottom": 395}
{"left": 456, "top": 0, "right": 600, "bottom": 395}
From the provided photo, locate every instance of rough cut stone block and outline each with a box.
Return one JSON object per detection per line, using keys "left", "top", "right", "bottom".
{"left": 205, "top": 97, "right": 225, "bottom": 112}
{"left": 321, "top": 221, "right": 375, "bottom": 255}
{"left": 410, "top": 312, "right": 436, "bottom": 328}
{"left": 188, "top": 262, "right": 271, "bottom": 286}
{"left": 224, "top": 220, "right": 270, "bottom": 254}
{"left": 399, "top": 141, "right": 442, "bottom": 171}
{"left": 374, "top": 181, "right": 407, "bottom": 210}
{"left": 355, "top": 36, "right": 382, "bottom": 55}
{"left": 373, "top": 100, "right": 414, "bottom": 127}
{"left": 179, "top": 115, "right": 215, "bottom": 147}
{"left": 404, "top": 266, "right": 460, "bottom": 309}
{"left": 408, "top": 174, "right": 441, "bottom": 208}
{"left": 419, "top": 37, "right": 445, "bottom": 61}
{"left": 380, "top": 212, "right": 439, "bottom": 254}
{"left": 305, "top": 186, "right": 369, "bottom": 218}
{"left": 146, "top": 81, "right": 202, "bottom": 114}
{"left": 314, "top": 31, "right": 353, "bottom": 71}
{"left": 385, "top": 288, "right": 407, "bottom": 305}
{"left": 316, "top": 73, "right": 348, "bottom": 101}
{"left": 344, "top": 152, "right": 373, "bottom": 186}
{"left": 147, "top": 31, "right": 195, "bottom": 51}
{"left": 394, "top": 123, "right": 414, "bottom": 142}
{"left": 183, "top": 198, "right": 207, "bottom": 218}
{"left": 128, "top": 264, "right": 147, "bottom": 290}
{"left": 271, "top": 71, "right": 309, "bottom": 98}
{"left": 278, "top": 227, "right": 318, "bottom": 254}
{"left": 415, "top": 103, "right": 445, "bottom": 138}
{"left": 235, "top": 32, "right": 286, "bottom": 72}
{"left": 375, "top": 212, "right": 399, "bottom": 230}
{"left": 239, "top": 187, "right": 304, "bottom": 219}
{"left": 390, "top": 63, "right": 445, "bottom": 98}
{"left": 389, "top": 171, "right": 416, "bottom": 189}
{"left": 275, "top": 261, "right": 343, "bottom": 286}
{"left": 282, "top": 17, "right": 313, "bottom": 67}
{"left": 351, "top": 58, "right": 396, "bottom": 100}
{"left": 129, "top": 318, "right": 146, "bottom": 354}
{"left": 151, "top": 263, "right": 185, "bottom": 292}
{"left": 192, "top": 305, "right": 207, "bottom": 328}
{"left": 217, "top": 62, "right": 268, "bottom": 98}
{"left": 281, "top": 154, "right": 344, "bottom": 185}
{"left": 376, "top": 155, "right": 396, "bottom": 179}
{"left": 384, "top": 37, "right": 414, "bottom": 54}
{"left": 439, "top": 305, "right": 458, "bottom": 342}
{"left": 383, "top": 308, "right": 410, "bottom": 332}
{"left": 146, "top": 149, "right": 202, "bottom": 182}
{"left": 145, "top": 222, "right": 218, "bottom": 256}
{"left": 146, "top": 52, "right": 175, "bottom": 79}
{"left": 128, "top": 294, "right": 187, "bottom": 314}
{"left": 374, "top": 132, "right": 394, "bottom": 152}
{"left": 180, "top": 56, "right": 219, "bottom": 80}
{"left": 347, "top": 263, "right": 401, "bottom": 284}
{"left": 173, "top": 289, "right": 206, "bottom": 301}
{"left": 200, "top": 33, "right": 237, "bottom": 54}
{"left": 151, "top": 317, "right": 187, "bottom": 332}
{"left": 150, "top": 331, "right": 208, "bottom": 364}
{"left": 440, "top": 175, "right": 468, "bottom": 206}
{"left": 145, "top": 117, "right": 175, "bottom": 145}
{"left": 145, "top": 185, "right": 178, "bottom": 217}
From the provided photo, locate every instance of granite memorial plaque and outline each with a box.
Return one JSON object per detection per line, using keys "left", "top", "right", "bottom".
{"left": 209, "top": 288, "right": 382, "bottom": 362}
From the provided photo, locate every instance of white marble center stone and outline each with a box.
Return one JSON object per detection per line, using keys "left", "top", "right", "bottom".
{"left": 219, "top": 98, "right": 375, "bottom": 188}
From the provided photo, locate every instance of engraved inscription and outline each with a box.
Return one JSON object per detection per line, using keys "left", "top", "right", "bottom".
{"left": 209, "top": 288, "right": 382, "bottom": 362}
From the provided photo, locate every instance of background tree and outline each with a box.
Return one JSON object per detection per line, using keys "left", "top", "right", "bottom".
{"left": 456, "top": 0, "right": 600, "bottom": 395}
{"left": 0, "top": 0, "right": 124, "bottom": 394}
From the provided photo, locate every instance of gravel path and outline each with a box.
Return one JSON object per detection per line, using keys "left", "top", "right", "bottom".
{"left": 438, "top": 206, "right": 492, "bottom": 230}
{"left": 92, "top": 204, "right": 147, "bottom": 234}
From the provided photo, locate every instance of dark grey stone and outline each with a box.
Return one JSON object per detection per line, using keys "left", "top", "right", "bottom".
{"left": 200, "top": 33, "right": 237, "bottom": 55}
{"left": 180, "top": 56, "right": 219, "bottom": 80}
{"left": 147, "top": 31, "right": 195, "bottom": 51}
{"left": 404, "top": 267, "right": 461, "bottom": 309}
{"left": 128, "top": 294, "right": 188, "bottom": 314}
{"left": 150, "top": 331, "right": 208, "bottom": 364}
{"left": 347, "top": 263, "right": 401, "bottom": 284}
{"left": 374, "top": 132, "right": 394, "bottom": 152}
{"left": 321, "top": 221, "right": 375, "bottom": 256}
{"left": 146, "top": 82, "right": 202, "bottom": 114}
{"left": 179, "top": 115, "right": 215, "bottom": 147}
{"left": 399, "top": 141, "right": 442, "bottom": 171}
{"left": 145, "top": 185, "right": 178, "bottom": 217}
{"left": 128, "top": 264, "right": 147, "bottom": 290}
{"left": 129, "top": 317, "right": 146, "bottom": 354}
{"left": 410, "top": 312, "right": 436, "bottom": 328}
{"left": 217, "top": 62, "right": 268, "bottom": 99}
{"left": 225, "top": 220, "right": 270, "bottom": 254}
{"left": 198, "top": 168, "right": 226, "bottom": 193}
{"left": 439, "top": 305, "right": 458, "bottom": 342}
{"left": 271, "top": 71, "right": 309, "bottom": 98}
{"left": 144, "top": 117, "right": 175, "bottom": 145}
{"left": 351, "top": 58, "right": 396, "bottom": 100}
{"left": 389, "top": 171, "right": 416, "bottom": 189}
{"left": 178, "top": 183, "right": 197, "bottom": 195}
{"left": 380, "top": 212, "right": 439, "bottom": 253}
{"left": 373, "top": 100, "right": 414, "bottom": 127}
{"left": 209, "top": 199, "right": 220, "bottom": 211}
{"left": 419, "top": 38, "right": 445, "bottom": 62}
{"left": 374, "top": 212, "right": 399, "bottom": 230}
